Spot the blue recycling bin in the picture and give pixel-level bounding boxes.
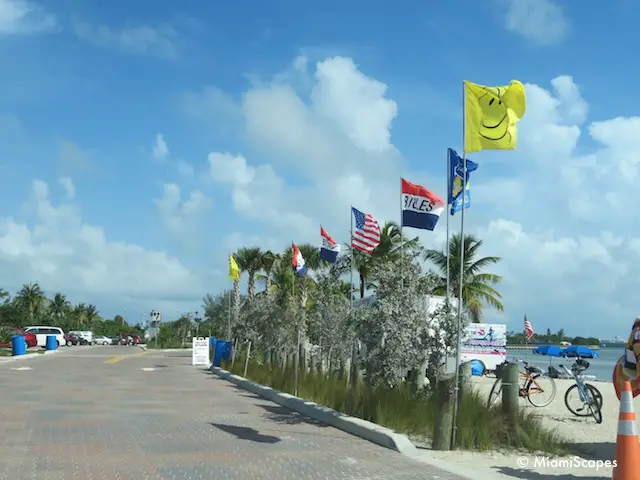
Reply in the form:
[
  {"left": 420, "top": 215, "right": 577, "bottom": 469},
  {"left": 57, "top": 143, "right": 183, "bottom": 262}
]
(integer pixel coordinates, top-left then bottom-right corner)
[
  {"left": 11, "top": 335, "right": 26, "bottom": 356},
  {"left": 213, "top": 340, "right": 232, "bottom": 367},
  {"left": 45, "top": 335, "right": 57, "bottom": 351}
]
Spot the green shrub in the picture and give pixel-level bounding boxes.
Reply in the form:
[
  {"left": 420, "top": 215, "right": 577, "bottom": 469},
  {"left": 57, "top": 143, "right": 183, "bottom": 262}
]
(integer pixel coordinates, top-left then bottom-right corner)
[{"left": 221, "top": 355, "right": 567, "bottom": 455}]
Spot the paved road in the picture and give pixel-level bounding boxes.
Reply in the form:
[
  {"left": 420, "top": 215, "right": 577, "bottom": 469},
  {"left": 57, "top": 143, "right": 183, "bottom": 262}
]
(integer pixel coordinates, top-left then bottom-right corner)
[{"left": 0, "top": 347, "right": 465, "bottom": 480}]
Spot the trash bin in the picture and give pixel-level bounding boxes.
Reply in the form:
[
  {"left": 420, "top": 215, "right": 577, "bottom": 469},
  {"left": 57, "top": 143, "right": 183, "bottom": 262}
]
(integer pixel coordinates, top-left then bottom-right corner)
[
  {"left": 46, "top": 335, "right": 57, "bottom": 351},
  {"left": 11, "top": 335, "right": 26, "bottom": 356},
  {"left": 213, "top": 340, "right": 231, "bottom": 367}
]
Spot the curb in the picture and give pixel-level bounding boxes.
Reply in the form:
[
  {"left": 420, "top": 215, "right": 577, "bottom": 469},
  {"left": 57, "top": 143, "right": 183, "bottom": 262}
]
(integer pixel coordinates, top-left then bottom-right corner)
[
  {"left": 211, "top": 366, "right": 419, "bottom": 457},
  {"left": 0, "top": 348, "right": 60, "bottom": 364}
]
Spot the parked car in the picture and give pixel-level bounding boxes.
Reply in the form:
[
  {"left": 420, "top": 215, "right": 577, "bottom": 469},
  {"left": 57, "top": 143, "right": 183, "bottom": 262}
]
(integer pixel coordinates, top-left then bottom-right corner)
[
  {"left": 119, "top": 333, "right": 142, "bottom": 345},
  {"left": 69, "top": 330, "right": 93, "bottom": 344},
  {"left": 23, "top": 326, "right": 65, "bottom": 348},
  {"left": 93, "top": 335, "right": 112, "bottom": 345},
  {"left": 0, "top": 328, "right": 38, "bottom": 348}
]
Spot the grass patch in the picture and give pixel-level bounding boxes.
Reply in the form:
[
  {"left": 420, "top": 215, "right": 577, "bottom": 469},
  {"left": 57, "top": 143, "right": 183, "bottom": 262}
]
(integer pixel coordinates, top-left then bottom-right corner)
[{"left": 221, "top": 355, "right": 567, "bottom": 455}]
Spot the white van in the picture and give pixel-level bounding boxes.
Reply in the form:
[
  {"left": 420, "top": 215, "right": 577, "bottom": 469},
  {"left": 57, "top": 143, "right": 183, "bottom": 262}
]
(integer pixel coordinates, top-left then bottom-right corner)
[{"left": 24, "top": 326, "right": 65, "bottom": 348}]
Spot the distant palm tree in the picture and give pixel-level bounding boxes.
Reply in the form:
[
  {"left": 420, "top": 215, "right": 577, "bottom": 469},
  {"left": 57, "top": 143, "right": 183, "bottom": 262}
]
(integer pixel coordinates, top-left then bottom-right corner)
[
  {"left": 16, "top": 283, "right": 46, "bottom": 323},
  {"left": 84, "top": 304, "right": 99, "bottom": 324},
  {"left": 257, "top": 250, "right": 279, "bottom": 295},
  {"left": 235, "top": 247, "right": 263, "bottom": 300},
  {"left": 50, "top": 293, "right": 70, "bottom": 322},
  {"left": 424, "top": 233, "right": 503, "bottom": 323},
  {"left": 73, "top": 303, "right": 87, "bottom": 326},
  {"left": 349, "top": 221, "right": 419, "bottom": 298}
]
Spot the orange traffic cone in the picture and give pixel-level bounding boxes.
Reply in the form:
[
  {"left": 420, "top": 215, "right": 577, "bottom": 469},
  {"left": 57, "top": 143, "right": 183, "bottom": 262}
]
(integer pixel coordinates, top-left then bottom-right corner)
[{"left": 612, "top": 380, "right": 640, "bottom": 480}]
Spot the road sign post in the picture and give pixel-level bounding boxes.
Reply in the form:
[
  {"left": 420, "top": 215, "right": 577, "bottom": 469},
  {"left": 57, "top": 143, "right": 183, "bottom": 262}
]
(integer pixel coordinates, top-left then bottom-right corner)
[{"left": 150, "top": 311, "right": 162, "bottom": 348}]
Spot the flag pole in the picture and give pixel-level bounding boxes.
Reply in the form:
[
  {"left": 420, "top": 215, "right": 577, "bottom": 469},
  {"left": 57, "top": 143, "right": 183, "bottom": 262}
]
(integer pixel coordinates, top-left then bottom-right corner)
[
  {"left": 227, "top": 287, "right": 232, "bottom": 340},
  {"left": 293, "top": 243, "right": 300, "bottom": 397},
  {"left": 451, "top": 81, "right": 467, "bottom": 448},
  {"left": 346, "top": 206, "right": 356, "bottom": 413},
  {"left": 446, "top": 150, "right": 451, "bottom": 301},
  {"left": 400, "top": 178, "right": 404, "bottom": 289}
]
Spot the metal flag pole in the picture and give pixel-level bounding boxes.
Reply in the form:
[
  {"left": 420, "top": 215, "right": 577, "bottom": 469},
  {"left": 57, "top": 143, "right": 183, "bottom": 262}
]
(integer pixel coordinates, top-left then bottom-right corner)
[
  {"left": 346, "top": 206, "right": 356, "bottom": 413},
  {"left": 400, "top": 178, "right": 404, "bottom": 288},
  {"left": 451, "top": 81, "right": 468, "bottom": 448},
  {"left": 293, "top": 245, "right": 300, "bottom": 397},
  {"left": 446, "top": 149, "right": 451, "bottom": 301}
]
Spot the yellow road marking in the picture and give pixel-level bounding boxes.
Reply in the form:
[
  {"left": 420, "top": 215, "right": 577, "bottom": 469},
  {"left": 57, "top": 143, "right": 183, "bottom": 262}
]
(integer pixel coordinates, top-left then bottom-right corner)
[{"left": 104, "top": 351, "right": 148, "bottom": 364}]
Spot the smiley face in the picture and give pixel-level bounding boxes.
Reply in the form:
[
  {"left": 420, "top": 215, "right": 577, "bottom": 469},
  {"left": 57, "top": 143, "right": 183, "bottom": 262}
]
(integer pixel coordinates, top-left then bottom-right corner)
[
  {"left": 467, "top": 80, "right": 527, "bottom": 151},
  {"left": 478, "top": 86, "right": 511, "bottom": 142}
]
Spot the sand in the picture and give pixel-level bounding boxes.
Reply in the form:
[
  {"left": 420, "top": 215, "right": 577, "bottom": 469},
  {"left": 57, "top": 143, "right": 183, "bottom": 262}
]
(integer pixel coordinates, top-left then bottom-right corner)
[{"left": 414, "top": 375, "right": 634, "bottom": 479}]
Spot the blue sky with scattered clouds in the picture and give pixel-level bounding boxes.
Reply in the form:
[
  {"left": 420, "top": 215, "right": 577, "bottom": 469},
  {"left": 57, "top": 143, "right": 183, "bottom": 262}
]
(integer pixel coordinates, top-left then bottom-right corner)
[{"left": 1, "top": 0, "right": 638, "bottom": 337}]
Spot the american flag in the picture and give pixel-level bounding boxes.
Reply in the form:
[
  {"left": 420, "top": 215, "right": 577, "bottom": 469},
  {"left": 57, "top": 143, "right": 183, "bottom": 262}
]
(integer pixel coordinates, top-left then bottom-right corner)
[
  {"left": 351, "top": 207, "right": 380, "bottom": 254},
  {"left": 524, "top": 315, "right": 534, "bottom": 342}
]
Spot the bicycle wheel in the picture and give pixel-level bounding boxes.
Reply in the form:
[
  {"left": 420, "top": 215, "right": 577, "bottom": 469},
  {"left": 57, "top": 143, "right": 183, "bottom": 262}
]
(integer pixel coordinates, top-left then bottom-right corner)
[
  {"left": 525, "top": 374, "right": 556, "bottom": 407},
  {"left": 565, "top": 384, "right": 604, "bottom": 417},
  {"left": 487, "top": 377, "right": 503, "bottom": 408},
  {"left": 585, "top": 386, "right": 603, "bottom": 424}
]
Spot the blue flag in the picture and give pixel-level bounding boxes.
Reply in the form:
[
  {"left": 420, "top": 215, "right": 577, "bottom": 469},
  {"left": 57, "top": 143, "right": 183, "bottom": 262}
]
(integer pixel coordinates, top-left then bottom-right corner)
[{"left": 448, "top": 148, "right": 478, "bottom": 215}]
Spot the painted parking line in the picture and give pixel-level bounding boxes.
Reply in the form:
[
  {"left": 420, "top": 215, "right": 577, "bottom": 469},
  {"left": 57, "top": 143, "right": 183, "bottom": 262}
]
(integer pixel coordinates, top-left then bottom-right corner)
[{"left": 104, "top": 351, "right": 148, "bottom": 364}]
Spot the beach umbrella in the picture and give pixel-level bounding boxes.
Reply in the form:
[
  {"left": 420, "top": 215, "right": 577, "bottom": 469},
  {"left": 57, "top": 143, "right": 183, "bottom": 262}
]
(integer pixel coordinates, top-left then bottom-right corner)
[
  {"left": 561, "top": 345, "right": 600, "bottom": 359},
  {"left": 533, "top": 345, "right": 564, "bottom": 357}
]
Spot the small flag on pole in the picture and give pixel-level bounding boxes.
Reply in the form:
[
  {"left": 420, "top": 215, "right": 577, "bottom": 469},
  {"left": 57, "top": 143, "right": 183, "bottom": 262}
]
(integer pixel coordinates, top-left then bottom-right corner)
[
  {"left": 291, "top": 242, "right": 307, "bottom": 276},
  {"left": 401, "top": 178, "right": 444, "bottom": 231},
  {"left": 351, "top": 207, "right": 380, "bottom": 254},
  {"left": 448, "top": 148, "right": 478, "bottom": 216},
  {"left": 228, "top": 254, "right": 240, "bottom": 281},
  {"left": 464, "top": 80, "right": 527, "bottom": 154},
  {"left": 319, "top": 226, "right": 340, "bottom": 263},
  {"left": 524, "top": 315, "right": 535, "bottom": 343}
]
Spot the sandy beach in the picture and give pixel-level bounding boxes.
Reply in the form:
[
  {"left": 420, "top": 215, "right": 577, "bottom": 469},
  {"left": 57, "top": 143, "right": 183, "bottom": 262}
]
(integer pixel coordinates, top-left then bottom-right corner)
[{"left": 417, "top": 375, "right": 633, "bottom": 479}]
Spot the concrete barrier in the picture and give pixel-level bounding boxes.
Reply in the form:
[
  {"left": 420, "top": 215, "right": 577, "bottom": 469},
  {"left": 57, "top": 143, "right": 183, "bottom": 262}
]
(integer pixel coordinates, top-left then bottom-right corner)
[{"left": 212, "top": 367, "right": 418, "bottom": 456}]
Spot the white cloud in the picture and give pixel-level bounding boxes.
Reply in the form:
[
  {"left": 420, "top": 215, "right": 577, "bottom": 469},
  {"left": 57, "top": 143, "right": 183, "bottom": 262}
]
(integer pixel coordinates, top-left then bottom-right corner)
[
  {"left": 187, "top": 55, "right": 640, "bottom": 336},
  {"left": 152, "top": 133, "right": 169, "bottom": 160},
  {"left": 0, "top": 179, "right": 205, "bottom": 302},
  {"left": 503, "top": 0, "right": 569, "bottom": 46},
  {"left": 0, "top": 0, "right": 55, "bottom": 35},
  {"left": 72, "top": 21, "right": 179, "bottom": 58},
  {"left": 154, "top": 183, "right": 212, "bottom": 236},
  {"left": 59, "top": 177, "right": 75, "bottom": 199}
]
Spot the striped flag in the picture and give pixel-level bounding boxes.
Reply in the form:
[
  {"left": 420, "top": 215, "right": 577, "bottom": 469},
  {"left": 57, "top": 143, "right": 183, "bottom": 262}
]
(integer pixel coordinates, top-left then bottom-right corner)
[
  {"left": 351, "top": 207, "right": 380, "bottom": 254},
  {"left": 524, "top": 315, "right": 534, "bottom": 342}
]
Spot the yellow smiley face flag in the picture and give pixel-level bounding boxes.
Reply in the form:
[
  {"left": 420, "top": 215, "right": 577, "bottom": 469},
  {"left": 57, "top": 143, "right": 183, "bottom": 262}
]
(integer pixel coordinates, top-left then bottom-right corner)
[
  {"left": 464, "top": 80, "right": 526, "bottom": 154},
  {"left": 228, "top": 254, "right": 240, "bottom": 281}
]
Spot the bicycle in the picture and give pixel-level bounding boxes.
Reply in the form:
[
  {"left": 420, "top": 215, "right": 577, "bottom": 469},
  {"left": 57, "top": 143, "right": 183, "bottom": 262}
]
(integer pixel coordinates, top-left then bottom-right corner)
[
  {"left": 487, "top": 358, "right": 556, "bottom": 408},
  {"left": 560, "top": 357, "right": 603, "bottom": 424}
]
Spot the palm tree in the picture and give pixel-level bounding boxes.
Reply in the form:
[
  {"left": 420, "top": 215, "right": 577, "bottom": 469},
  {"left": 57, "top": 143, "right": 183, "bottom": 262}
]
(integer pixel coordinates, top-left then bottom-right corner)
[
  {"left": 73, "top": 303, "right": 87, "bottom": 326},
  {"left": 424, "top": 233, "right": 503, "bottom": 323},
  {"left": 258, "top": 250, "right": 279, "bottom": 295},
  {"left": 84, "top": 304, "right": 99, "bottom": 324},
  {"left": 235, "top": 247, "right": 263, "bottom": 300},
  {"left": 348, "top": 221, "right": 417, "bottom": 298},
  {"left": 50, "top": 293, "right": 70, "bottom": 322},
  {"left": 16, "top": 282, "right": 46, "bottom": 323}
]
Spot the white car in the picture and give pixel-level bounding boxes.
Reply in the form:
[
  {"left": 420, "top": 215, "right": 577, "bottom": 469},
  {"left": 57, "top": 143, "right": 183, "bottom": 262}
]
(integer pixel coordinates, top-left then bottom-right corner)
[
  {"left": 93, "top": 335, "right": 113, "bottom": 345},
  {"left": 23, "top": 326, "right": 65, "bottom": 348}
]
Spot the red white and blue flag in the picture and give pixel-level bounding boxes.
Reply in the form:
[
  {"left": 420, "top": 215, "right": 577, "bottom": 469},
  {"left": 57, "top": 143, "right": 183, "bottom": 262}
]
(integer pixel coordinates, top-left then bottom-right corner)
[
  {"left": 524, "top": 315, "right": 534, "bottom": 342},
  {"left": 351, "top": 207, "right": 380, "bottom": 254},
  {"left": 401, "top": 178, "right": 445, "bottom": 231},
  {"left": 291, "top": 242, "right": 307, "bottom": 276},
  {"left": 319, "top": 226, "right": 340, "bottom": 263}
]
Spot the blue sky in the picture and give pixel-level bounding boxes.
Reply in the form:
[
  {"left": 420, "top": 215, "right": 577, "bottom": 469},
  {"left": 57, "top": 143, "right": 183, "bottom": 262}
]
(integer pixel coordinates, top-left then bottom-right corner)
[{"left": 1, "top": 0, "right": 638, "bottom": 338}]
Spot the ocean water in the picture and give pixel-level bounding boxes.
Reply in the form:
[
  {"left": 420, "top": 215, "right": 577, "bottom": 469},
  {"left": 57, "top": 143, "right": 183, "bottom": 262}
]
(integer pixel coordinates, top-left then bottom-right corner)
[{"left": 507, "top": 347, "right": 623, "bottom": 382}]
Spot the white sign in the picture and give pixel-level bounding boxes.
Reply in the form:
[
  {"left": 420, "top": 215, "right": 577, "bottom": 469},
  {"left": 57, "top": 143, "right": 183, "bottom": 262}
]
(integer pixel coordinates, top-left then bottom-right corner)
[{"left": 192, "top": 337, "right": 210, "bottom": 366}]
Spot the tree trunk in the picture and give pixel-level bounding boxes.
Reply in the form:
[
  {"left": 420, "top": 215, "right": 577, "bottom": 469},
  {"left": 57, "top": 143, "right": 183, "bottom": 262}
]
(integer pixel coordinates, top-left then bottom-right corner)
[
  {"left": 359, "top": 271, "right": 365, "bottom": 298},
  {"left": 232, "top": 279, "right": 241, "bottom": 328},
  {"left": 247, "top": 273, "right": 256, "bottom": 300}
]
